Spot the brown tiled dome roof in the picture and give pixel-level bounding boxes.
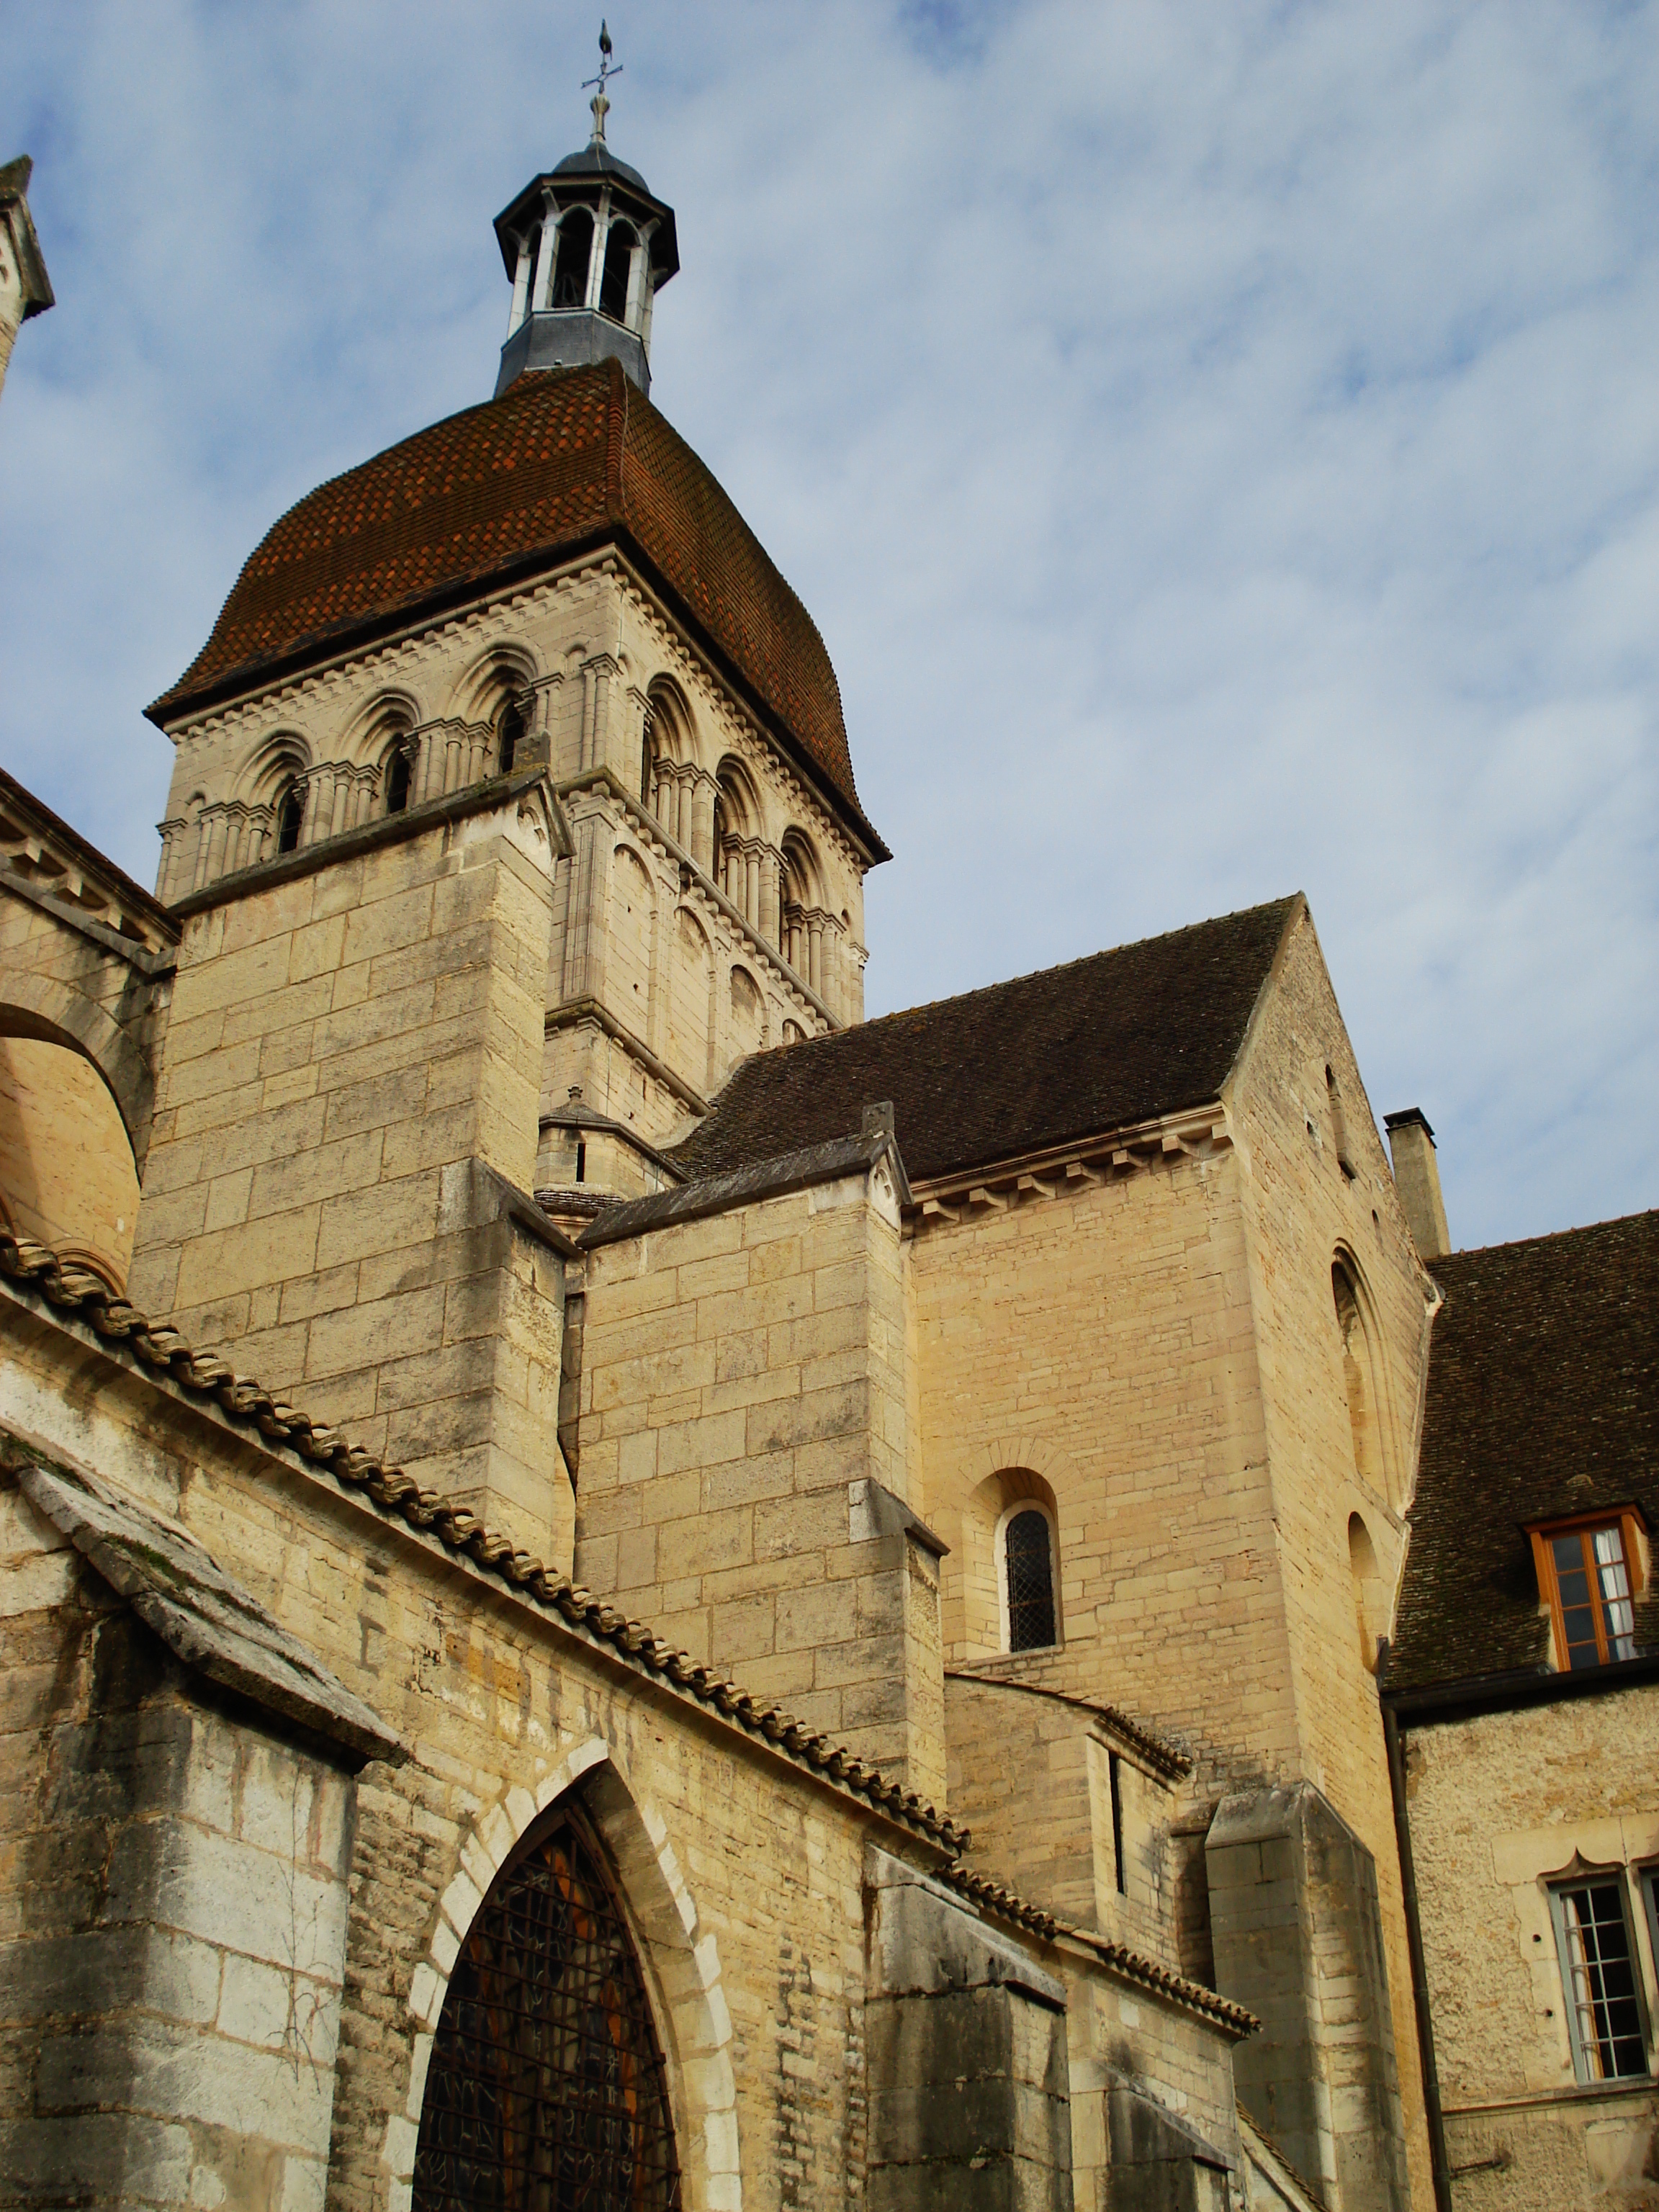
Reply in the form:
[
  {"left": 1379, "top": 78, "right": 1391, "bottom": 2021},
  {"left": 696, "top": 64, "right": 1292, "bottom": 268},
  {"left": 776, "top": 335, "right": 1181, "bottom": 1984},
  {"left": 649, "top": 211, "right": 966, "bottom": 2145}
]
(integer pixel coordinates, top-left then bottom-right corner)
[{"left": 148, "top": 359, "right": 878, "bottom": 845}]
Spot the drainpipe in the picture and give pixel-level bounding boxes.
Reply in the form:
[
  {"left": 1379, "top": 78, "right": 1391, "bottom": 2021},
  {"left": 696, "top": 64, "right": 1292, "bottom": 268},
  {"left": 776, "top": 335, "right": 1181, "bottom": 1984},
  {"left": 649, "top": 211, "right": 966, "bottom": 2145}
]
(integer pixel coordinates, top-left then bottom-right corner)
[{"left": 1377, "top": 1642, "right": 1454, "bottom": 2212}]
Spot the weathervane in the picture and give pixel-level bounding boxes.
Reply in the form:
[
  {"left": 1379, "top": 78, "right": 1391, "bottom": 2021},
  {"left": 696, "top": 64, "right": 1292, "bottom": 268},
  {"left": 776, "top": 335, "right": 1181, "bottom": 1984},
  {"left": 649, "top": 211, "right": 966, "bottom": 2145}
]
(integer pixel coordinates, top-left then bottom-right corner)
[{"left": 583, "top": 21, "right": 621, "bottom": 145}]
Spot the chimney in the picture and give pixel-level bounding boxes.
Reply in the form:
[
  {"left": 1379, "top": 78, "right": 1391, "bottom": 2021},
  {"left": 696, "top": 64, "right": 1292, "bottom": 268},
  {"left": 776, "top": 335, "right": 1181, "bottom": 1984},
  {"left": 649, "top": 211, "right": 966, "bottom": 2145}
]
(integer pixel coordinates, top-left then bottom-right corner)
[{"left": 1384, "top": 1108, "right": 1451, "bottom": 1262}]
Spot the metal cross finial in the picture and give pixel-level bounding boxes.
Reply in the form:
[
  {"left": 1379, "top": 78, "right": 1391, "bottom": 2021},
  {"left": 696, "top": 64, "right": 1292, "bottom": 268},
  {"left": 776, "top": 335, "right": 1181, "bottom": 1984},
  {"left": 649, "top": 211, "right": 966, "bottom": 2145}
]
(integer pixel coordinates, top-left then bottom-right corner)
[{"left": 583, "top": 21, "right": 622, "bottom": 144}]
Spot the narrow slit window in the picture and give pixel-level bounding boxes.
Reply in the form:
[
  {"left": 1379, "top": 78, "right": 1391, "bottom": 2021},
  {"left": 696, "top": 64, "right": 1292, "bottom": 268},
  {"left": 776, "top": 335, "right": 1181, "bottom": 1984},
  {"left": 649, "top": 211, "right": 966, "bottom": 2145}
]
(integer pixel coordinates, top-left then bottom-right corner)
[
  {"left": 1109, "top": 1750, "right": 1127, "bottom": 1896},
  {"left": 1549, "top": 1879, "right": 1649, "bottom": 2082},
  {"left": 386, "top": 748, "right": 411, "bottom": 814},
  {"left": 1004, "top": 1509, "right": 1056, "bottom": 1653},
  {"left": 276, "top": 783, "right": 304, "bottom": 853}
]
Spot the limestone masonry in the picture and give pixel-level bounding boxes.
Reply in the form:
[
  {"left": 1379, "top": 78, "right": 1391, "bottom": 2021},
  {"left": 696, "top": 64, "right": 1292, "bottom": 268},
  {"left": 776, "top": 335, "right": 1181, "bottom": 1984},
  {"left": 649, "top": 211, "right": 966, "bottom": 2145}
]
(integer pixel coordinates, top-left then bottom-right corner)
[{"left": 1, "top": 89, "right": 1655, "bottom": 2212}]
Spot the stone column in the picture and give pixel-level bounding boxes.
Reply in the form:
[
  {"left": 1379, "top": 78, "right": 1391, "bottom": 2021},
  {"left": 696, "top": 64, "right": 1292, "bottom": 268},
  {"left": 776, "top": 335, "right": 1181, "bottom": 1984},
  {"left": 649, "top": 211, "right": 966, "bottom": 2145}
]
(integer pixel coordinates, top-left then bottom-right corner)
[
  {"left": 154, "top": 817, "right": 186, "bottom": 903},
  {"left": 530, "top": 209, "right": 557, "bottom": 313},
  {"left": 508, "top": 232, "right": 534, "bottom": 334},
  {"left": 759, "top": 848, "right": 781, "bottom": 948},
  {"left": 690, "top": 773, "right": 715, "bottom": 872}
]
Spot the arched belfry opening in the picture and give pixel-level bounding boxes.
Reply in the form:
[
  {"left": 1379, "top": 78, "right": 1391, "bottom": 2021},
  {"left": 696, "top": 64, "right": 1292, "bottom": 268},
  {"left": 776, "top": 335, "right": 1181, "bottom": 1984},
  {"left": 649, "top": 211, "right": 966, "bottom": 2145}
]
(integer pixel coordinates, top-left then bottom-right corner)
[{"left": 413, "top": 1801, "right": 683, "bottom": 2211}]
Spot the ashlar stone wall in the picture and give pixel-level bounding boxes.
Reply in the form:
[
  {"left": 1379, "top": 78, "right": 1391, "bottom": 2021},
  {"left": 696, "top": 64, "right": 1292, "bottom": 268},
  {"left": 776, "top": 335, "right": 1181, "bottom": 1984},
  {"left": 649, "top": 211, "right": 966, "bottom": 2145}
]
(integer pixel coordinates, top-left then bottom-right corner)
[
  {"left": 573, "top": 1157, "right": 943, "bottom": 1801},
  {"left": 944, "top": 1673, "right": 1192, "bottom": 1972},
  {"left": 0, "top": 1473, "right": 358, "bottom": 2212},
  {"left": 126, "top": 778, "right": 571, "bottom": 1563},
  {"left": 1225, "top": 904, "right": 1438, "bottom": 2208},
  {"left": 1403, "top": 1689, "right": 1659, "bottom": 2210},
  {"left": 907, "top": 1139, "right": 1297, "bottom": 1794},
  {"left": 0, "top": 1280, "right": 1217, "bottom": 2212}
]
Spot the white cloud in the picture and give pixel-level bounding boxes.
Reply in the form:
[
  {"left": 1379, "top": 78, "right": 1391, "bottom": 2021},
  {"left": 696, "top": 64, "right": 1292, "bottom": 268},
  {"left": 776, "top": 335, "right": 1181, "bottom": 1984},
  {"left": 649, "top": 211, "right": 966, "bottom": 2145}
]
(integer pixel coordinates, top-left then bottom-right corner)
[{"left": 1, "top": 0, "right": 1653, "bottom": 1247}]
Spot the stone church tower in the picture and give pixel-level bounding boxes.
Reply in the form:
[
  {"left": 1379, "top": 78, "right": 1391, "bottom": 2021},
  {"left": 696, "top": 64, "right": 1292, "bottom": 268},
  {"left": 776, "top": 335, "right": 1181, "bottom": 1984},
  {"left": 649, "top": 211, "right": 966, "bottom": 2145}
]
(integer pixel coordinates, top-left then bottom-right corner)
[{"left": 24, "top": 63, "right": 1629, "bottom": 2212}]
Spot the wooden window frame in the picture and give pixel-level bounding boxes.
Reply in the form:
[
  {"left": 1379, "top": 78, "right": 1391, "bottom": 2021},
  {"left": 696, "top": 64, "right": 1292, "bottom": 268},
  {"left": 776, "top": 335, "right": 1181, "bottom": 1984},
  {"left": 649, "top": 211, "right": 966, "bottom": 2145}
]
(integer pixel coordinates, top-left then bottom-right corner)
[
  {"left": 1547, "top": 1871, "right": 1653, "bottom": 2084},
  {"left": 1528, "top": 1508, "right": 1647, "bottom": 1673}
]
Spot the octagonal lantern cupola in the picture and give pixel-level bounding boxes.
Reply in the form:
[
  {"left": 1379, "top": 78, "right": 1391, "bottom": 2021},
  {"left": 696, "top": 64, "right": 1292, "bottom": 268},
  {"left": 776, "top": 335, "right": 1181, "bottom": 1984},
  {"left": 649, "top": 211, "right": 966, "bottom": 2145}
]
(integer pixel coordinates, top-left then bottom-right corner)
[{"left": 493, "top": 28, "right": 678, "bottom": 399}]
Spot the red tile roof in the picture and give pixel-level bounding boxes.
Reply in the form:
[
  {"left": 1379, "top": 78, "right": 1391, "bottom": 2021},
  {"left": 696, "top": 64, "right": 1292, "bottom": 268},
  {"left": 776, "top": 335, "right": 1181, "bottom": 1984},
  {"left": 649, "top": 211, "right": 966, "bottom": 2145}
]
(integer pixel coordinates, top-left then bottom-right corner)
[{"left": 148, "top": 361, "right": 880, "bottom": 848}]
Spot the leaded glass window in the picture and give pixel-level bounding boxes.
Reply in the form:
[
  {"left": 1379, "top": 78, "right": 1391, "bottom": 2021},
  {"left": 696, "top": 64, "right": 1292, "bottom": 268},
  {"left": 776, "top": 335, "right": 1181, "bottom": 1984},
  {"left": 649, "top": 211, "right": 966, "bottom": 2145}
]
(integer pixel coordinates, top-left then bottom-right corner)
[
  {"left": 1549, "top": 1878, "right": 1649, "bottom": 2082},
  {"left": 1004, "top": 1508, "right": 1056, "bottom": 1653},
  {"left": 413, "top": 1807, "right": 683, "bottom": 2212}
]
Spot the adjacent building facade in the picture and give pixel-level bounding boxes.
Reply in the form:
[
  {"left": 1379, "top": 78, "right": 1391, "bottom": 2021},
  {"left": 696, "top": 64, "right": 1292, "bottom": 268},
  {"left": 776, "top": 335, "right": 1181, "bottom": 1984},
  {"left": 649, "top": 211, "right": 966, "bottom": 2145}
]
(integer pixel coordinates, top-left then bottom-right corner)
[{"left": 1, "top": 97, "right": 1653, "bottom": 2212}]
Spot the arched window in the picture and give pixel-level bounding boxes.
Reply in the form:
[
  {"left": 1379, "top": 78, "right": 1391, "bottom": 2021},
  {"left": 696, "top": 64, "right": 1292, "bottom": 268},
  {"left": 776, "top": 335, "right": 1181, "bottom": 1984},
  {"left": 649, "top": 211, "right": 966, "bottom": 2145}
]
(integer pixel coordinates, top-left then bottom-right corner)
[
  {"left": 386, "top": 746, "right": 411, "bottom": 815},
  {"left": 600, "top": 222, "right": 636, "bottom": 323},
  {"left": 1002, "top": 1506, "right": 1058, "bottom": 1653},
  {"left": 497, "top": 695, "right": 526, "bottom": 775},
  {"left": 276, "top": 781, "right": 304, "bottom": 854},
  {"left": 552, "top": 210, "right": 595, "bottom": 310},
  {"left": 413, "top": 1804, "right": 682, "bottom": 2211}
]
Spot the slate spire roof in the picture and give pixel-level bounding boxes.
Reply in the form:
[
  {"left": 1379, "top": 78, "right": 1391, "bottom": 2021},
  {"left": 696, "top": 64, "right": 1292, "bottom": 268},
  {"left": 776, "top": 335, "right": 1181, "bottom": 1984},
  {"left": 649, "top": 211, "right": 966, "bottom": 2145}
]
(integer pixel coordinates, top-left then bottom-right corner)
[
  {"left": 1388, "top": 1209, "right": 1659, "bottom": 1694},
  {"left": 147, "top": 359, "right": 881, "bottom": 854},
  {"left": 670, "top": 896, "right": 1300, "bottom": 1188}
]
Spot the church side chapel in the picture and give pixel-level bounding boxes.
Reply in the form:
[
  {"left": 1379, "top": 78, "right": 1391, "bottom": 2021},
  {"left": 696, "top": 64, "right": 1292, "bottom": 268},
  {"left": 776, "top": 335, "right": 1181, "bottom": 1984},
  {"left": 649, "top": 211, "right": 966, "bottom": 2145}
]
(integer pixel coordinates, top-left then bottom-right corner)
[{"left": 1, "top": 40, "right": 1655, "bottom": 2212}]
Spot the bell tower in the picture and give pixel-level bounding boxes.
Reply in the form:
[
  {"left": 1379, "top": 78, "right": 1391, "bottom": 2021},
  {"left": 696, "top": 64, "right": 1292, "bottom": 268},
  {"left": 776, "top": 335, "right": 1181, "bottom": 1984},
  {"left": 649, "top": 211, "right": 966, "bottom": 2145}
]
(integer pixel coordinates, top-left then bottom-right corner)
[{"left": 493, "top": 24, "right": 679, "bottom": 397}]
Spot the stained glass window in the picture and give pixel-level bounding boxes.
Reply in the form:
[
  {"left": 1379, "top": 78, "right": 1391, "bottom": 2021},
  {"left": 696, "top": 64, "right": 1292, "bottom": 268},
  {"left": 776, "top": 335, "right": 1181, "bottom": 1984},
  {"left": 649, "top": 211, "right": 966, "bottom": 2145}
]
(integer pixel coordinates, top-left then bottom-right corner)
[
  {"left": 1005, "top": 1508, "right": 1057, "bottom": 1653},
  {"left": 413, "top": 1807, "right": 683, "bottom": 2212}
]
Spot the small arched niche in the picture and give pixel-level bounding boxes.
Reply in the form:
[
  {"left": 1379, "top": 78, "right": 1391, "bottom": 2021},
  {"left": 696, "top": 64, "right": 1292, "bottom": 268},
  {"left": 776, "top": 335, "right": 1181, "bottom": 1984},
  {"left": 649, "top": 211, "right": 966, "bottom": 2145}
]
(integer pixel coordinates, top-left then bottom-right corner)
[
  {"left": 1332, "top": 1253, "right": 1393, "bottom": 1506},
  {"left": 1348, "top": 1511, "right": 1388, "bottom": 1673},
  {"left": 642, "top": 680, "right": 693, "bottom": 839}
]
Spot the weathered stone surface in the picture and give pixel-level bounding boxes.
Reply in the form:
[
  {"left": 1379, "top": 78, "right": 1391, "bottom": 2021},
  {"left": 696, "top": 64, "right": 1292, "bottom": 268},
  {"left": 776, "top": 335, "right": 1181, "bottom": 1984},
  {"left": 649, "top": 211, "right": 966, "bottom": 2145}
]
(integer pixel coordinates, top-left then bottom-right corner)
[
  {"left": 1207, "top": 1782, "right": 1408, "bottom": 2212},
  {"left": 16, "top": 1452, "right": 402, "bottom": 1768},
  {"left": 864, "top": 1849, "right": 1074, "bottom": 2212}
]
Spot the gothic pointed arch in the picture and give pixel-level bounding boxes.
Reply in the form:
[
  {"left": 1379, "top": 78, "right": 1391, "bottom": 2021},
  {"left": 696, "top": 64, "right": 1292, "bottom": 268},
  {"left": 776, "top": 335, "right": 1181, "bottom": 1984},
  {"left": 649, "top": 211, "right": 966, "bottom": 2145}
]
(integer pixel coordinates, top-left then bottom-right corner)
[{"left": 413, "top": 1797, "right": 683, "bottom": 2211}]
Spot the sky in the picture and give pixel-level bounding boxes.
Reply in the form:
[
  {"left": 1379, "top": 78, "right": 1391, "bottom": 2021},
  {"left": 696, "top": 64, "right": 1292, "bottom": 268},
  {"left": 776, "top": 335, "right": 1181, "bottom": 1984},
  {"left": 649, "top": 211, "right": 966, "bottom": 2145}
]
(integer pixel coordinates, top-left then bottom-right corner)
[{"left": 1, "top": 0, "right": 1655, "bottom": 1251}]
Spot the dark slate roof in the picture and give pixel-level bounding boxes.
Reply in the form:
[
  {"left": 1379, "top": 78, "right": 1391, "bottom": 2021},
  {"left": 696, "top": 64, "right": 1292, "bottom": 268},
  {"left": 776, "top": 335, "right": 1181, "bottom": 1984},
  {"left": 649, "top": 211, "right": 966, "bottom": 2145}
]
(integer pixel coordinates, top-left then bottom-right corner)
[
  {"left": 1389, "top": 1210, "right": 1659, "bottom": 1695},
  {"left": 669, "top": 896, "right": 1299, "bottom": 1188},
  {"left": 147, "top": 360, "right": 879, "bottom": 850}
]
